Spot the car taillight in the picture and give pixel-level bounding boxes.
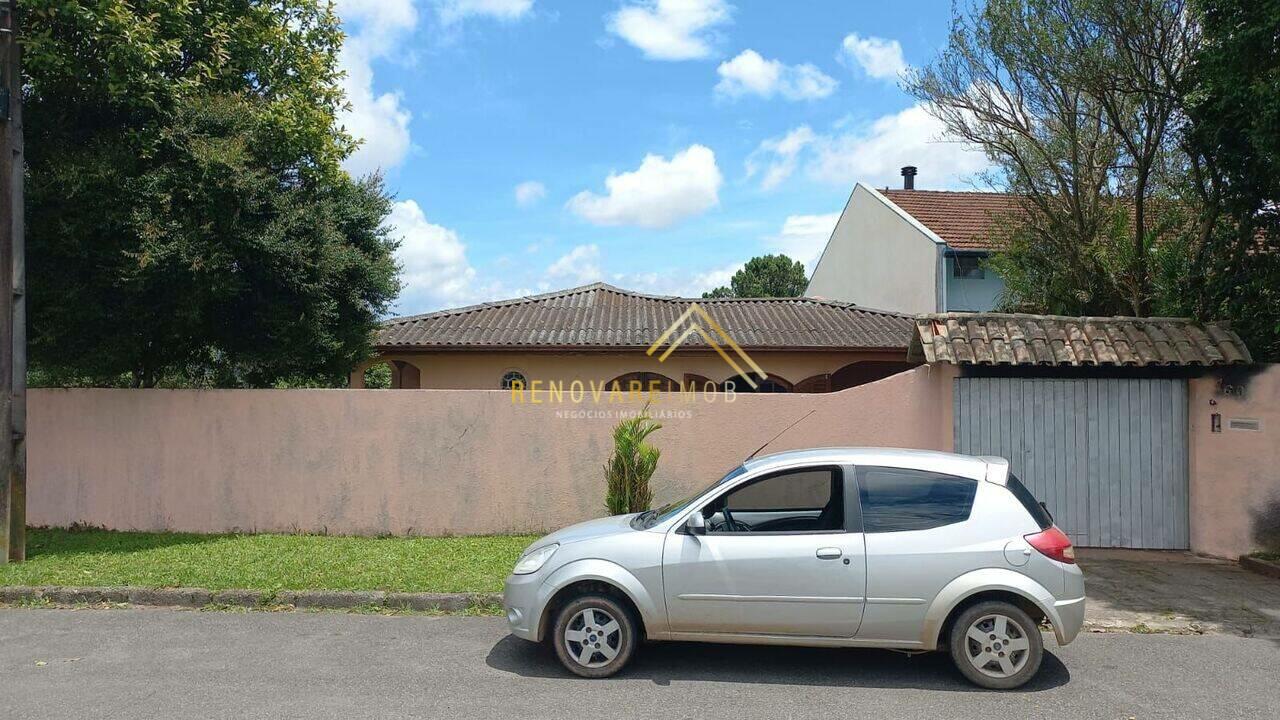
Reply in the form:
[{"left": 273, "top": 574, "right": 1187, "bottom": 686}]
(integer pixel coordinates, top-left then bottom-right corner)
[{"left": 1025, "top": 526, "right": 1076, "bottom": 564}]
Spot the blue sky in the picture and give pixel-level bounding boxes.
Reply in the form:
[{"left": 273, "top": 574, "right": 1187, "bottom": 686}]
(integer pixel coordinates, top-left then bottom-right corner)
[{"left": 333, "top": 0, "right": 988, "bottom": 315}]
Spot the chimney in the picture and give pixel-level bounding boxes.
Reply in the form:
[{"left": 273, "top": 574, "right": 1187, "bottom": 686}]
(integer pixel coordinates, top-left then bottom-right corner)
[{"left": 901, "top": 165, "right": 917, "bottom": 190}]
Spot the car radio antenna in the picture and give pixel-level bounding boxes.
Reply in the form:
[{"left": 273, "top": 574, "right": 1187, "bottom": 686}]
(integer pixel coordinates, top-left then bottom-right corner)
[{"left": 745, "top": 409, "right": 817, "bottom": 461}]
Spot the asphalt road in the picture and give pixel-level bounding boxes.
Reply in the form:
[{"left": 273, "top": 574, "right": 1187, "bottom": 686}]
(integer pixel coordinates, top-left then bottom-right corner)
[{"left": 2, "top": 608, "right": 1277, "bottom": 719}]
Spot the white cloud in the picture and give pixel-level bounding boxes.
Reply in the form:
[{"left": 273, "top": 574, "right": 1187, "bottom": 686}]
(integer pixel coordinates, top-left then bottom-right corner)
[
  {"left": 839, "top": 33, "right": 908, "bottom": 82},
  {"left": 339, "top": 0, "right": 418, "bottom": 34},
  {"left": 688, "top": 263, "right": 738, "bottom": 295},
  {"left": 745, "top": 125, "right": 816, "bottom": 190},
  {"left": 437, "top": 0, "right": 534, "bottom": 24},
  {"left": 567, "top": 144, "right": 723, "bottom": 228},
  {"left": 388, "top": 200, "right": 478, "bottom": 310},
  {"left": 335, "top": 0, "right": 418, "bottom": 176},
  {"left": 748, "top": 105, "right": 989, "bottom": 190},
  {"left": 546, "top": 244, "right": 604, "bottom": 286},
  {"left": 808, "top": 104, "right": 989, "bottom": 186},
  {"left": 767, "top": 213, "right": 840, "bottom": 274},
  {"left": 715, "top": 50, "right": 837, "bottom": 101},
  {"left": 540, "top": 241, "right": 741, "bottom": 298},
  {"left": 606, "top": 262, "right": 739, "bottom": 297},
  {"left": 514, "top": 180, "right": 547, "bottom": 207},
  {"left": 608, "top": 0, "right": 731, "bottom": 61}
]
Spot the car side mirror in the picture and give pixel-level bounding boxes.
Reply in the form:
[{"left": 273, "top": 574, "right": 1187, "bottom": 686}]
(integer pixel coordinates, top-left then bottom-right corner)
[{"left": 684, "top": 512, "right": 706, "bottom": 536}]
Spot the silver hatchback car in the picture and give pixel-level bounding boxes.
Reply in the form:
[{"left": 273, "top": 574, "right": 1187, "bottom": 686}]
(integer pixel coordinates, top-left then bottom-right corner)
[{"left": 503, "top": 448, "right": 1085, "bottom": 689}]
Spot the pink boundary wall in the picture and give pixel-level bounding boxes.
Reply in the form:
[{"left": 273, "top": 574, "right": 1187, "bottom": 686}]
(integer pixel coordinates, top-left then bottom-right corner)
[
  {"left": 1188, "top": 364, "right": 1280, "bottom": 559},
  {"left": 27, "top": 365, "right": 958, "bottom": 537},
  {"left": 27, "top": 363, "right": 1280, "bottom": 556}
]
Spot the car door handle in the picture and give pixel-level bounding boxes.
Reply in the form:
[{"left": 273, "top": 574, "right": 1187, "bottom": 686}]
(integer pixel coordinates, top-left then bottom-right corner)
[{"left": 816, "top": 547, "right": 842, "bottom": 560}]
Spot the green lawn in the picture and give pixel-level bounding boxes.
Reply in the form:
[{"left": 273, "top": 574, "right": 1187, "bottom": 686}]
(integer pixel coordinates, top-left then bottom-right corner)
[{"left": 0, "top": 528, "right": 539, "bottom": 593}]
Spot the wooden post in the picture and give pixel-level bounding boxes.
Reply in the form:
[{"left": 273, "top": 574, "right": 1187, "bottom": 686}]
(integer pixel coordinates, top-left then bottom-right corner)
[{"left": 0, "top": 0, "right": 22, "bottom": 563}]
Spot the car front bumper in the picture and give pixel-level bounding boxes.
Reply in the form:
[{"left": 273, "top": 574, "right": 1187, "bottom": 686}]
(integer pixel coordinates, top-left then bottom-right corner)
[{"left": 503, "top": 572, "right": 544, "bottom": 642}]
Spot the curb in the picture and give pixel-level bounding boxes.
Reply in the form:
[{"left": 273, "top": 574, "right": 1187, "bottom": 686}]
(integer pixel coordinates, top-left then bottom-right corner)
[
  {"left": 1240, "top": 556, "right": 1280, "bottom": 581},
  {"left": 0, "top": 586, "right": 503, "bottom": 612}
]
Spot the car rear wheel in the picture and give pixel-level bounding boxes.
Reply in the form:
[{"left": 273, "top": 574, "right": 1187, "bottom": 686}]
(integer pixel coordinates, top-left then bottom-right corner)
[
  {"left": 551, "top": 595, "right": 637, "bottom": 678},
  {"left": 948, "top": 601, "right": 1043, "bottom": 690}
]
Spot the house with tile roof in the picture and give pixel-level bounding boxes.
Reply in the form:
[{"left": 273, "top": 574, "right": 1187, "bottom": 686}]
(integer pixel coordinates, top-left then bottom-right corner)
[
  {"left": 351, "top": 283, "right": 918, "bottom": 391},
  {"left": 806, "top": 167, "right": 1016, "bottom": 314}
]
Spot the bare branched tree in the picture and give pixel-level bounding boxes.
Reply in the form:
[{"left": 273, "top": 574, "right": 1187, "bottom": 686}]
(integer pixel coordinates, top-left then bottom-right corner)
[
  {"left": 906, "top": 0, "right": 1198, "bottom": 315},
  {"left": 1070, "top": 0, "right": 1198, "bottom": 313}
]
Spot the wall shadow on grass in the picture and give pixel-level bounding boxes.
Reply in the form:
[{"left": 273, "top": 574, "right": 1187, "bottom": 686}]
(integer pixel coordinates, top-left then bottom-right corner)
[{"left": 20, "top": 526, "right": 233, "bottom": 560}]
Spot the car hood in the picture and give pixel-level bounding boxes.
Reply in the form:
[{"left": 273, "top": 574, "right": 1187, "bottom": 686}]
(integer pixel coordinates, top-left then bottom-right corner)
[{"left": 533, "top": 513, "right": 638, "bottom": 549}]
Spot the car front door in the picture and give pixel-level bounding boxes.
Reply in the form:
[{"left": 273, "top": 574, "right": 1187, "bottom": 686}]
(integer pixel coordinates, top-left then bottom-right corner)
[{"left": 661, "top": 465, "right": 866, "bottom": 638}]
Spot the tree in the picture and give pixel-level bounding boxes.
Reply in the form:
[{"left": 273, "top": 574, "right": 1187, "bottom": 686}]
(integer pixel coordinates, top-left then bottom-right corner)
[
  {"left": 703, "top": 254, "right": 808, "bottom": 298},
  {"left": 911, "top": 0, "right": 1280, "bottom": 361},
  {"left": 23, "top": 0, "right": 400, "bottom": 387},
  {"left": 1165, "top": 0, "right": 1280, "bottom": 361},
  {"left": 907, "top": 0, "right": 1195, "bottom": 316}
]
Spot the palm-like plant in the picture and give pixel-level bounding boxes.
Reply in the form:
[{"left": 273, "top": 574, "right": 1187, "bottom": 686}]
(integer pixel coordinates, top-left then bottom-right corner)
[{"left": 603, "top": 412, "right": 662, "bottom": 515}]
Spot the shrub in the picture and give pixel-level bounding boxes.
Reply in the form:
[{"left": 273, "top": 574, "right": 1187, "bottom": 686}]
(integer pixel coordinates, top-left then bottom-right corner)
[
  {"left": 604, "top": 411, "right": 662, "bottom": 515},
  {"left": 1253, "top": 495, "right": 1280, "bottom": 554}
]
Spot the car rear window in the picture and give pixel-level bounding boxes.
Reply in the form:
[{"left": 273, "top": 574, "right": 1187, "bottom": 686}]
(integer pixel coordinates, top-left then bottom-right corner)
[
  {"left": 856, "top": 467, "right": 978, "bottom": 533},
  {"left": 1006, "top": 474, "right": 1053, "bottom": 530}
]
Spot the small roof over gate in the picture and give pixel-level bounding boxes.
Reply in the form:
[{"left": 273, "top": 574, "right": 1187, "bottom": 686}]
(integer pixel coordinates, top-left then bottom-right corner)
[{"left": 910, "top": 313, "right": 1252, "bottom": 367}]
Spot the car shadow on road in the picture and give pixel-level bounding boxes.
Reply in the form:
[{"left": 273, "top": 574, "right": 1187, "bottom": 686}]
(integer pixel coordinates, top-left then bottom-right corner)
[{"left": 485, "top": 635, "right": 1070, "bottom": 691}]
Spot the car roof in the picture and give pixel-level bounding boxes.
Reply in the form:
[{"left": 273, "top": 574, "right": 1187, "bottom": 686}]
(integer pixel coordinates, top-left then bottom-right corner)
[{"left": 742, "top": 447, "right": 1004, "bottom": 483}]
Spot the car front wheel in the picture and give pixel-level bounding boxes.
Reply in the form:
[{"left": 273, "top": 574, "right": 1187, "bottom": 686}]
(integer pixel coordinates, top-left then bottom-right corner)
[
  {"left": 551, "top": 594, "right": 637, "bottom": 678},
  {"left": 948, "top": 600, "right": 1044, "bottom": 690}
]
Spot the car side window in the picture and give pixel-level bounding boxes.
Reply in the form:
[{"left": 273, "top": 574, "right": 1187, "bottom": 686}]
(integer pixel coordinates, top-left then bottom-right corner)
[
  {"left": 856, "top": 466, "right": 977, "bottom": 533},
  {"left": 704, "top": 468, "right": 843, "bottom": 534}
]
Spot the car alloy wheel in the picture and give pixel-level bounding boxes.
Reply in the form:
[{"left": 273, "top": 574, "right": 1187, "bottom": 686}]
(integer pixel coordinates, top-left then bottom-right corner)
[
  {"left": 551, "top": 594, "right": 637, "bottom": 678},
  {"left": 948, "top": 600, "right": 1043, "bottom": 690},
  {"left": 964, "top": 613, "right": 1031, "bottom": 679},
  {"left": 563, "top": 607, "right": 622, "bottom": 668}
]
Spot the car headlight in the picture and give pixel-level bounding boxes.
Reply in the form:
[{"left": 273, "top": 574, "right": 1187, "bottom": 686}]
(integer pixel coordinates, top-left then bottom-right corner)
[{"left": 513, "top": 543, "right": 559, "bottom": 575}]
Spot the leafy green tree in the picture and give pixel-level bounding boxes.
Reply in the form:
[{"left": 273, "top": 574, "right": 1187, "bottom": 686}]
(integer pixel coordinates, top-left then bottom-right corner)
[
  {"left": 362, "top": 363, "right": 394, "bottom": 390},
  {"left": 23, "top": 0, "right": 400, "bottom": 387},
  {"left": 703, "top": 254, "right": 808, "bottom": 298},
  {"left": 1162, "top": 0, "right": 1280, "bottom": 361}
]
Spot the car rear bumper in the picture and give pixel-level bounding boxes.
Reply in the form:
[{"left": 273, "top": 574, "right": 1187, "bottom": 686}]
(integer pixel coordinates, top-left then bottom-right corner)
[
  {"left": 1050, "top": 561, "right": 1086, "bottom": 645},
  {"left": 1052, "top": 595, "right": 1085, "bottom": 645}
]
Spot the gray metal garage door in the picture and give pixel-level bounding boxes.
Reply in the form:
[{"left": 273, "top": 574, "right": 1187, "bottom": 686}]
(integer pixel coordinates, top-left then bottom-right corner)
[{"left": 954, "top": 377, "right": 1189, "bottom": 549}]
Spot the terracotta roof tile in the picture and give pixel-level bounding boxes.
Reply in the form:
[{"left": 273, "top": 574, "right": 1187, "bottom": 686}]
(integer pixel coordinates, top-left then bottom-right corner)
[
  {"left": 378, "top": 283, "right": 914, "bottom": 351},
  {"left": 881, "top": 189, "right": 1022, "bottom": 250},
  {"left": 910, "top": 312, "right": 1252, "bottom": 367}
]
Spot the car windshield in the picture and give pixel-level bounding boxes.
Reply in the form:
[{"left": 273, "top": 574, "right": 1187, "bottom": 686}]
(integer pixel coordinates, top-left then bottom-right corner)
[{"left": 631, "top": 464, "right": 748, "bottom": 529}]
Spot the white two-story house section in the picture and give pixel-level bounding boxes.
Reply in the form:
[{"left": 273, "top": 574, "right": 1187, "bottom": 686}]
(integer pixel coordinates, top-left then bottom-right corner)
[{"left": 806, "top": 167, "right": 1013, "bottom": 314}]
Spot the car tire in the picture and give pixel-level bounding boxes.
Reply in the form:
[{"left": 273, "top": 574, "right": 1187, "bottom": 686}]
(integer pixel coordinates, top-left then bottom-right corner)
[
  {"left": 948, "top": 600, "right": 1044, "bottom": 690},
  {"left": 550, "top": 594, "right": 637, "bottom": 678}
]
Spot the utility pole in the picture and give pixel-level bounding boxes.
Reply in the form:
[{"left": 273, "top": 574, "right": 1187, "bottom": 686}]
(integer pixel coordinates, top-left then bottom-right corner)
[{"left": 0, "top": 0, "right": 24, "bottom": 564}]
